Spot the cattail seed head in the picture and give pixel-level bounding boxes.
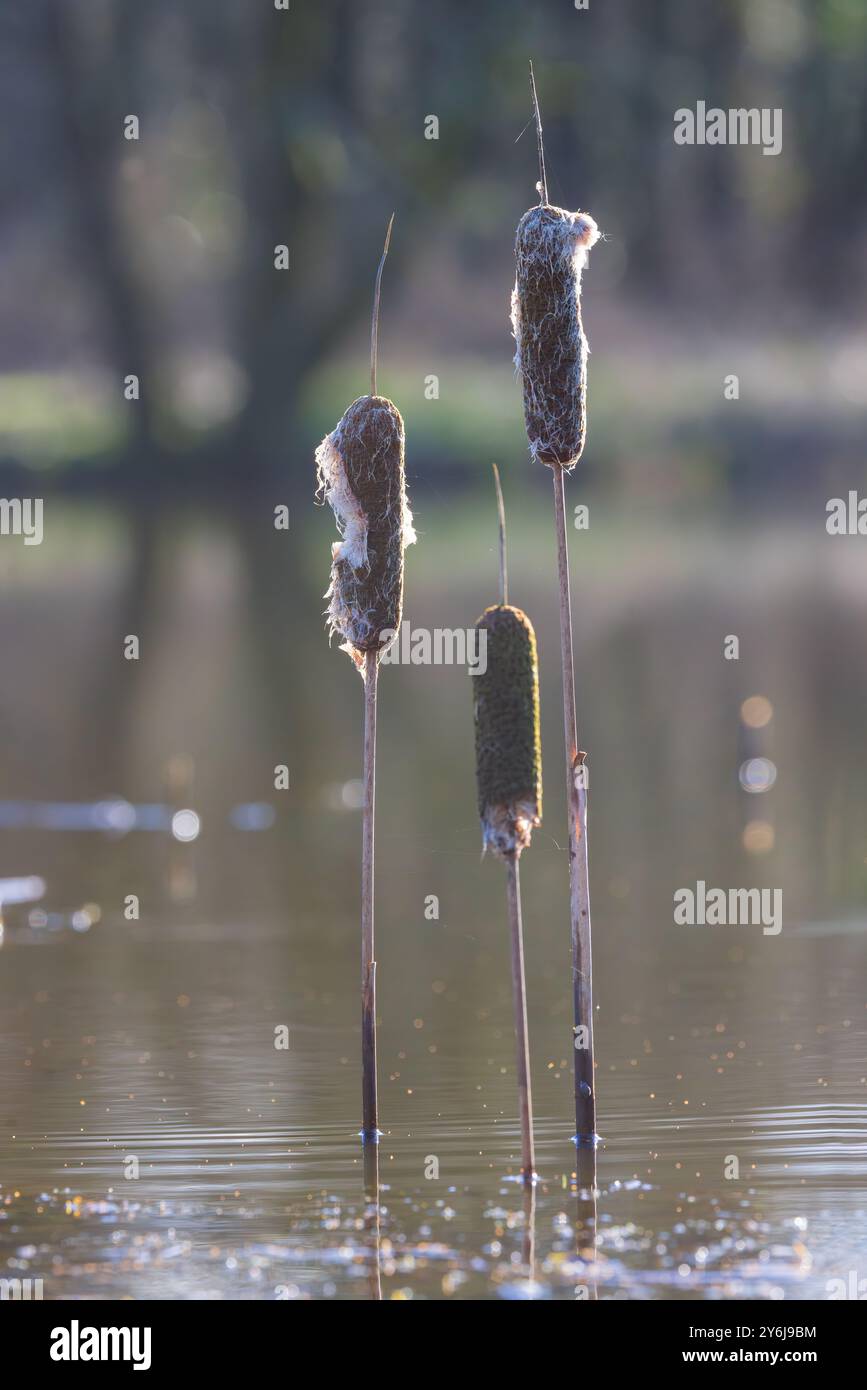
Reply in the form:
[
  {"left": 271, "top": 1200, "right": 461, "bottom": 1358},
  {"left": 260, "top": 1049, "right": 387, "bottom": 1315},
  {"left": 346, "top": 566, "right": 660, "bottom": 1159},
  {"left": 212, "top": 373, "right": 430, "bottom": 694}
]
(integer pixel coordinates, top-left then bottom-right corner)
[
  {"left": 316, "top": 393, "right": 416, "bottom": 670},
  {"left": 473, "top": 604, "right": 542, "bottom": 860},
  {"left": 511, "top": 203, "right": 599, "bottom": 469}
]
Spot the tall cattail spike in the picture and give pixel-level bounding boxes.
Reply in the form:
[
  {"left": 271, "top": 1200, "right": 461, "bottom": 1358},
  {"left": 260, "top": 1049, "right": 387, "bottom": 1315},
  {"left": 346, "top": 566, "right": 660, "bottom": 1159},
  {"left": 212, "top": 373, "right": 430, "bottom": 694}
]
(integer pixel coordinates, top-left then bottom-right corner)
[
  {"left": 473, "top": 604, "right": 542, "bottom": 860},
  {"left": 316, "top": 216, "right": 415, "bottom": 673},
  {"left": 472, "top": 479, "right": 539, "bottom": 1183},
  {"left": 514, "top": 67, "right": 600, "bottom": 469},
  {"left": 316, "top": 395, "right": 415, "bottom": 670},
  {"left": 511, "top": 204, "right": 600, "bottom": 469}
]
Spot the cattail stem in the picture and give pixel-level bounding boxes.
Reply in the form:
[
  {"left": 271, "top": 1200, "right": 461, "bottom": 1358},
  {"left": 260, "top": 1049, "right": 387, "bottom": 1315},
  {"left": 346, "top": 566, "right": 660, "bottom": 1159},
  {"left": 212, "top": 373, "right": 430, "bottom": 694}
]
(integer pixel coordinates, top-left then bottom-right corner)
[
  {"left": 552, "top": 463, "right": 596, "bottom": 1174},
  {"left": 361, "top": 647, "right": 379, "bottom": 1142},
  {"left": 505, "top": 853, "right": 535, "bottom": 1184}
]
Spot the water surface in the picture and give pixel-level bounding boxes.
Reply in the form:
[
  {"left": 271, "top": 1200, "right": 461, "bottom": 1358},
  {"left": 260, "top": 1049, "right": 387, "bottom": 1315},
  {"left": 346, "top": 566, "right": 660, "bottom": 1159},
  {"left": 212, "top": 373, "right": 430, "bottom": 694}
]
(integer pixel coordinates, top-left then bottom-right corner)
[{"left": 0, "top": 503, "right": 864, "bottom": 1299}]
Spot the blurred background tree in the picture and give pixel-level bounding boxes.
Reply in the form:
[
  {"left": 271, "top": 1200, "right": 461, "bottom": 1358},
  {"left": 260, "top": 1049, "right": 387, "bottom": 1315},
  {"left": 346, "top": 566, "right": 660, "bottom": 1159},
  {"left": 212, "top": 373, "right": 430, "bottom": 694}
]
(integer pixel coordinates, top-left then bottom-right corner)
[{"left": 0, "top": 0, "right": 864, "bottom": 501}]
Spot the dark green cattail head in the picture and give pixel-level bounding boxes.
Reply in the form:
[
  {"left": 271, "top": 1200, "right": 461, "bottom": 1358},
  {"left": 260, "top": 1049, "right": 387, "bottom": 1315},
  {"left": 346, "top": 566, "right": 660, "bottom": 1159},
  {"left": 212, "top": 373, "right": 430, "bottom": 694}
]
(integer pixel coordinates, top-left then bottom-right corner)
[
  {"left": 473, "top": 604, "right": 542, "bottom": 859},
  {"left": 511, "top": 203, "right": 599, "bottom": 469},
  {"left": 316, "top": 393, "right": 415, "bottom": 668}
]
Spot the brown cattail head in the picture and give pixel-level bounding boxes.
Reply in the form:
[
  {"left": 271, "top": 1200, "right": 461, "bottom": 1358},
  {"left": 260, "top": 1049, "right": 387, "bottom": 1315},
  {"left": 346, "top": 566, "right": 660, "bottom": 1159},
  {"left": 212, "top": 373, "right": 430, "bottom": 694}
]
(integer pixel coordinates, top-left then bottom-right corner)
[
  {"left": 473, "top": 604, "right": 542, "bottom": 860},
  {"left": 511, "top": 203, "right": 599, "bottom": 469},
  {"left": 316, "top": 393, "right": 415, "bottom": 671}
]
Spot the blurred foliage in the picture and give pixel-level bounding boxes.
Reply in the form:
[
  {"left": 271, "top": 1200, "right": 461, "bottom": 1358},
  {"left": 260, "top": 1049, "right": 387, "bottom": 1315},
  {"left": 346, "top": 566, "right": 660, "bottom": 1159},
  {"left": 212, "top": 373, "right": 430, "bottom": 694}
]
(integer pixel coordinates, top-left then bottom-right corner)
[{"left": 0, "top": 0, "right": 864, "bottom": 493}]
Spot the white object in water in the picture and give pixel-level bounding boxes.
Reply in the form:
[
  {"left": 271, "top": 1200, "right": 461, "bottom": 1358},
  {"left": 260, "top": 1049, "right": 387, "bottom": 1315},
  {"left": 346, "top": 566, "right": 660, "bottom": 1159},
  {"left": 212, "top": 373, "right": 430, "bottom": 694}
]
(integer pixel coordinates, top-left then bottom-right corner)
[{"left": 0, "top": 875, "right": 46, "bottom": 906}]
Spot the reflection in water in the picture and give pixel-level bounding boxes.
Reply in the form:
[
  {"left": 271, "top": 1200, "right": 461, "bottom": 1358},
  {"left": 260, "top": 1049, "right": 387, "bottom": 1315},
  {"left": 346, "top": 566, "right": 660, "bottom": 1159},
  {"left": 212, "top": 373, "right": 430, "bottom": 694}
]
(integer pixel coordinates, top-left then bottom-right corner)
[
  {"left": 523, "top": 1182, "right": 536, "bottom": 1285},
  {"left": 363, "top": 1143, "right": 382, "bottom": 1301},
  {"left": 0, "top": 875, "right": 46, "bottom": 904},
  {"left": 0, "top": 799, "right": 271, "bottom": 836},
  {"left": 575, "top": 1168, "right": 599, "bottom": 1302},
  {"left": 0, "top": 915, "right": 853, "bottom": 1299},
  {"left": 0, "top": 504, "right": 865, "bottom": 1297}
]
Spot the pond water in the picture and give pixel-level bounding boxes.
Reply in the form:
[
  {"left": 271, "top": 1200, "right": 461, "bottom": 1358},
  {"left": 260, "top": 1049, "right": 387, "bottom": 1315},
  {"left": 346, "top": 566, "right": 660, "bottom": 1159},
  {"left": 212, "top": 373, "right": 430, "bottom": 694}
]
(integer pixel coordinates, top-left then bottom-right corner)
[{"left": 0, "top": 500, "right": 864, "bottom": 1300}]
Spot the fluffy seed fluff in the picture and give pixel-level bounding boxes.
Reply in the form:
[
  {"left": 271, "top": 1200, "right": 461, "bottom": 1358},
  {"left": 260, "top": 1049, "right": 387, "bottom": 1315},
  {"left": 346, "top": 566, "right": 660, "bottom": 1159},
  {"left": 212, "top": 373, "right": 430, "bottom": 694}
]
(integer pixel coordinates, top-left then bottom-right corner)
[
  {"left": 316, "top": 394, "right": 416, "bottom": 671},
  {"left": 511, "top": 203, "right": 599, "bottom": 469},
  {"left": 473, "top": 604, "right": 542, "bottom": 860}
]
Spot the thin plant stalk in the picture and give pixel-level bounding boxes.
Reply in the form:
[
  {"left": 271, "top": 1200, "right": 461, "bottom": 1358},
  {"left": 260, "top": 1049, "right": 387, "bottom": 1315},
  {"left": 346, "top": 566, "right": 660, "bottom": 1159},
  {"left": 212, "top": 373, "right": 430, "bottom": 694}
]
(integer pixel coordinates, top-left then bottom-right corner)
[
  {"left": 492, "top": 461, "right": 509, "bottom": 607},
  {"left": 529, "top": 60, "right": 548, "bottom": 206},
  {"left": 552, "top": 462, "right": 596, "bottom": 1178},
  {"left": 361, "top": 647, "right": 379, "bottom": 1141},
  {"left": 505, "top": 853, "right": 535, "bottom": 1184},
  {"left": 370, "top": 214, "right": 394, "bottom": 397},
  {"left": 554, "top": 463, "right": 601, "bottom": 1248}
]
